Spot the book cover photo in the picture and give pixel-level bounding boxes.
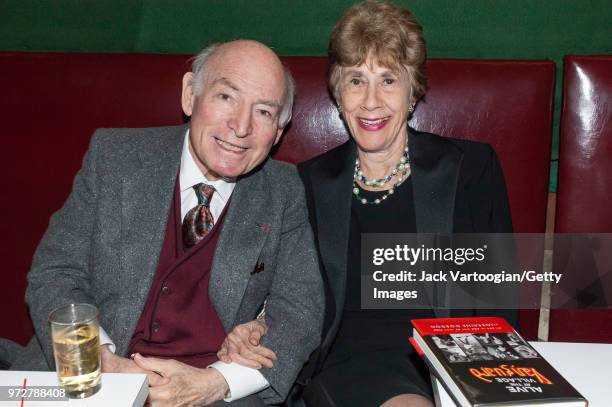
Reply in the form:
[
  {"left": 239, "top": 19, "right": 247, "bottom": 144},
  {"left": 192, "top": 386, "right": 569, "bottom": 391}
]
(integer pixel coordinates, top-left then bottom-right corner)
[{"left": 411, "top": 317, "right": 587, "bottom": 407}]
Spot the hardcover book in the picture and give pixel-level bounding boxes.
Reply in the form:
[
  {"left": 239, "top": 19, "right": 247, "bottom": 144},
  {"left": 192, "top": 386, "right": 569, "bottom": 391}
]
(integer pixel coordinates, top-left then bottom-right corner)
[{"left": 411, "top": 317, "right": 587, "bottom": 407}]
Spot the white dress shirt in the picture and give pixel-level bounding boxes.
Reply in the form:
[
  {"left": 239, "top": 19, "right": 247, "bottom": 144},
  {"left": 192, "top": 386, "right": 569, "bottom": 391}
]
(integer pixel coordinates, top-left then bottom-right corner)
[{"left": 100, "top": 130, "right": 269, "bottom": 401}]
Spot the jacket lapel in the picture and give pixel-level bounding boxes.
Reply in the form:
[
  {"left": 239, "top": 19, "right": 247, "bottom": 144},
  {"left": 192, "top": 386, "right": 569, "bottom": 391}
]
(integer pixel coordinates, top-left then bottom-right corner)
[
  {"left": 409, "top": 128, "right": 463, "bottom": 317},
  {"left": 410, "top": 128, "right": 462, "bottom": 234},
  {"left": 118, "top": 125, "right": 185, "bottom": 352},
  {"left": 209, "top": 167, "right": 271, "bottom": 332},
  {"left": 310, "top": 140, "right": 356, "bottom": 346}
]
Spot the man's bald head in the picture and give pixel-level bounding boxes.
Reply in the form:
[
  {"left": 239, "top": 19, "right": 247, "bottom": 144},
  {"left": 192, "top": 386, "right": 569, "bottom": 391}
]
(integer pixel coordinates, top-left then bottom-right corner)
[{"left": 190, "top": 40, "right": 295, "bottom": 128}]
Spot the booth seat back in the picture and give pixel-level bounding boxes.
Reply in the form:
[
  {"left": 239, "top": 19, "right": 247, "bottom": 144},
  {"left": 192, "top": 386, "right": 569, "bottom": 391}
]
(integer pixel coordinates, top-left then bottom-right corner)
[
  {"left": 0, "top": 53, "right": 554, "bottom": 345},
  {"left": 550, "top": 55, "right": 612, "bottom": 342}
]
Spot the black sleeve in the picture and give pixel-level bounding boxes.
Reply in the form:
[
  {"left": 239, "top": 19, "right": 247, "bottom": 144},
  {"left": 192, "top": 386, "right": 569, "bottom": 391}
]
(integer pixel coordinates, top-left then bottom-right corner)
[
  {"left": 473, "top": 145, "right": 519, "bottom": 328},
  {"left": 468, "top": 144, "right": 513, "bottom": 233}
]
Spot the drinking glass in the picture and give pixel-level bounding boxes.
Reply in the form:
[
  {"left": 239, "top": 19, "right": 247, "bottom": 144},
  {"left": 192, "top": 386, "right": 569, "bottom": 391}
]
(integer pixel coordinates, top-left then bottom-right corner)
[{"left": 49, "top": 303, "right": 101, "bottom": 399}]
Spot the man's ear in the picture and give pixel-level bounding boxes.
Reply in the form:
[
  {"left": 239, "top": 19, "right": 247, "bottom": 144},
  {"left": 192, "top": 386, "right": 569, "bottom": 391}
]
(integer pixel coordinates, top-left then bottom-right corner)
[
  {"left": 181, "top": 72, "right": 195, "bottom": 117},
  {"left": 273, "top": 115, "right": 290, "bottom": 146}
]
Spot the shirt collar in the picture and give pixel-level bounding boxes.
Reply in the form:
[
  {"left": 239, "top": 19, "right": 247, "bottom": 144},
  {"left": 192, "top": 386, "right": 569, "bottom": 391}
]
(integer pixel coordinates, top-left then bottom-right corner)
[{"left": 179, "top": 130, "right": 235, "bottom": 203}]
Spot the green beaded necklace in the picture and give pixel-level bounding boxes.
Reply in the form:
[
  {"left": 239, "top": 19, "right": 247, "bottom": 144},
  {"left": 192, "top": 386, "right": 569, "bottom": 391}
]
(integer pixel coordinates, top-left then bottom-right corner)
[{"left": 352, "top": 144, "right": 411, "bottom": 205}]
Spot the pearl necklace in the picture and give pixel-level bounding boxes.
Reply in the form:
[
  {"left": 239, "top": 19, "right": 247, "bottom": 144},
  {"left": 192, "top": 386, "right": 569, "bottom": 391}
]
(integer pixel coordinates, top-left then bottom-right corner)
[{"left": 353, "top": 145, "right": 410, "bottom": 205}]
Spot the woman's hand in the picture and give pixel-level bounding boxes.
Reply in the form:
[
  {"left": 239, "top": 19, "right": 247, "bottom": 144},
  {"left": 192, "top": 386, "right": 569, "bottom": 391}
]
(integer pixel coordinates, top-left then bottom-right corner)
[{"left": 217, "top": 318, "right": 277, "bottom": 369}]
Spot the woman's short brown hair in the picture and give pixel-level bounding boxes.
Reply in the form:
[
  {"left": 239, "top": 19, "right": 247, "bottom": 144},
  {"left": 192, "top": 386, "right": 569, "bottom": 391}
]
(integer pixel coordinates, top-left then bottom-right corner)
[{"left": 328, "top": 0, "right": 427, "bottom": 104}]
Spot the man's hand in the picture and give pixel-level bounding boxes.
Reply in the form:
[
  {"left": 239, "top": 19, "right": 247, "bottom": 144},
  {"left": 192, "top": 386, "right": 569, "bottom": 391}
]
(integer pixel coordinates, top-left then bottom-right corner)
[
  {"left": 133, "top": 353, "right": 228, "bottom": 407},
  {"left": 217, "top": 319, "right": 276, "bottom": 369},
  {"left": 100, "top": 345, "right": 167, "bottom": 386}
]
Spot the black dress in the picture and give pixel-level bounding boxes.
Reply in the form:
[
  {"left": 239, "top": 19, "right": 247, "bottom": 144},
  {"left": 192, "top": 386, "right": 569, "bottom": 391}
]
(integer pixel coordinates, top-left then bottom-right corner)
[{"left": 309, "top": 178, "right": 434, "bottom": 406}]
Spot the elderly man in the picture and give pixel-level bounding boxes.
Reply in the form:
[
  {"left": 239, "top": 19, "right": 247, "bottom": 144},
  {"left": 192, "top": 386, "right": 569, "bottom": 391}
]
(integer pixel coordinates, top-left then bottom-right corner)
[{"left": 13, "top": 40, "right": 324, "bottom": 406}]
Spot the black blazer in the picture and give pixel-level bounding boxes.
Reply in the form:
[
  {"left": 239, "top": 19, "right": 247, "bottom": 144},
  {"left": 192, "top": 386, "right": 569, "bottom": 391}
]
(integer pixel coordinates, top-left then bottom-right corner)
[{"left": 296, "top": 127, "right": 517, "bottom": 381}]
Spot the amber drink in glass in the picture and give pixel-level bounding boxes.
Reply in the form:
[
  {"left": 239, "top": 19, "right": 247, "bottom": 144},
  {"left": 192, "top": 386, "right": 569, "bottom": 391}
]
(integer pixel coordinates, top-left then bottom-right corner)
[{"left": 49, "top": 303, "right": 101, "bottom": 398}]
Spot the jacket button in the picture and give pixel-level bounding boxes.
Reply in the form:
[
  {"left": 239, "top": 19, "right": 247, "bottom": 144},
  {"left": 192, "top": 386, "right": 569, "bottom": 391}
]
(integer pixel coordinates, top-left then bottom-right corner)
[
  {"left": 162, "top": 286, "right": 171, "bottom": 295},
  {"left": 152, "top": 322, "right": 160, "bottom": 333}
]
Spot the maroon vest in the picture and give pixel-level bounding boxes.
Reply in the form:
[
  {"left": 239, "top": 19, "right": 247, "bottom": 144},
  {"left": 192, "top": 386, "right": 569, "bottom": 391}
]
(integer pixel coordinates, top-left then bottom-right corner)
[{"left": 128, "top": 179, "right": 228, "bottom": 368}]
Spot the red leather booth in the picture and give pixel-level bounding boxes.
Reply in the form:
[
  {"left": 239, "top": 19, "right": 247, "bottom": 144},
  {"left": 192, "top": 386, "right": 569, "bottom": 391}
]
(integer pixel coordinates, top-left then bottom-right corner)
[
  {"left": 550, "top": 55, "right": 612, "bottom": 342},
  {"left": 0, "top": 53, "right": 555, "bottom": 345}
]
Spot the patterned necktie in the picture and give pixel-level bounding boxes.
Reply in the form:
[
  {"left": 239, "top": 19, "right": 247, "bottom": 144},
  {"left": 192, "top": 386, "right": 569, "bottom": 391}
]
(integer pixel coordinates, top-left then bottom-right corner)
[{"left": 183, "top": 183, "right": 216, "bottom": 249}]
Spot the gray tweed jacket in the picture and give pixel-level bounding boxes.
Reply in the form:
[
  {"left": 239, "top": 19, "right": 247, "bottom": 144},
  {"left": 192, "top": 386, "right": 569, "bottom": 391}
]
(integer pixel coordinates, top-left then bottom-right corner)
[{"left": 14, "top": 125, "right": 324, "bottom": 405}]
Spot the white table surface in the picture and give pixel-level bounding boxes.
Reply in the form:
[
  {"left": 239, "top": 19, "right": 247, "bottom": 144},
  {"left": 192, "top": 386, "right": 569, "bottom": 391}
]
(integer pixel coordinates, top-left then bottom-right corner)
[
  {"left": 434, "top": 341, "right": 612, "bottom": 407},
  {"left": 0, "top": 371, "right": 148, "bottom": 407}
]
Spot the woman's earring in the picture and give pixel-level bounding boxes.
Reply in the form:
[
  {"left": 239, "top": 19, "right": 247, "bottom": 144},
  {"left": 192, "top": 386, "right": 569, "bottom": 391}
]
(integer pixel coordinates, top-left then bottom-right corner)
[
  {"left": 408, "top": 101, "right": 416, "bottom": 113},
  {"left": 337, "top": 104, "right": 343, "bottom": 115}
]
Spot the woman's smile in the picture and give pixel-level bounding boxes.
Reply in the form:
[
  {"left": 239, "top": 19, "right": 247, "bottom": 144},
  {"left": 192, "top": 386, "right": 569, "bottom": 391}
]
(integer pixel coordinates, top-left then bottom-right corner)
[{"left": 357, "top": 116, "right": 391, "bottom": 131}]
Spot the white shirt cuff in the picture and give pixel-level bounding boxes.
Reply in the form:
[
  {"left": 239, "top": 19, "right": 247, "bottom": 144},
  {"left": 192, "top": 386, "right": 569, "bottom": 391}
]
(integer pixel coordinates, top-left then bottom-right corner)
[
  {"left": 208, "top": 361, "right": 269, "bottom": 402},
  {"left": 99, "top": 326, "right": 116, "bottom": 354}
]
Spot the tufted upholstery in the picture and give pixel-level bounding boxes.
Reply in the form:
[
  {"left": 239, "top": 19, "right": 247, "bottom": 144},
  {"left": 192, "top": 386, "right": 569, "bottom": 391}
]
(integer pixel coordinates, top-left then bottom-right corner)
[
  {"left": 550, "top": 55, "right": 612, "bottom": 342},
  {"left": 0, "top": 53, "right": 554, "bottom": 344}
]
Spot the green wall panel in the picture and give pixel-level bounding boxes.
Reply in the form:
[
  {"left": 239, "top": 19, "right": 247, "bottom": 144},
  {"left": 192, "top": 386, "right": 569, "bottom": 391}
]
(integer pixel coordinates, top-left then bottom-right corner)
[{"left": 1, "top": 0, "right": 611, "bottom": 190}]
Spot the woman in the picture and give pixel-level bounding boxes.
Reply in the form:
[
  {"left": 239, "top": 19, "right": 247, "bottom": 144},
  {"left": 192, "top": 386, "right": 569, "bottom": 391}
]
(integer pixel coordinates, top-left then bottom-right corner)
[
  {"left": 296, "top": 1, "right": 515, "bottom": 406},
  {"left": 219, "top": 1, "right": 515, "bottom": 405}
]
